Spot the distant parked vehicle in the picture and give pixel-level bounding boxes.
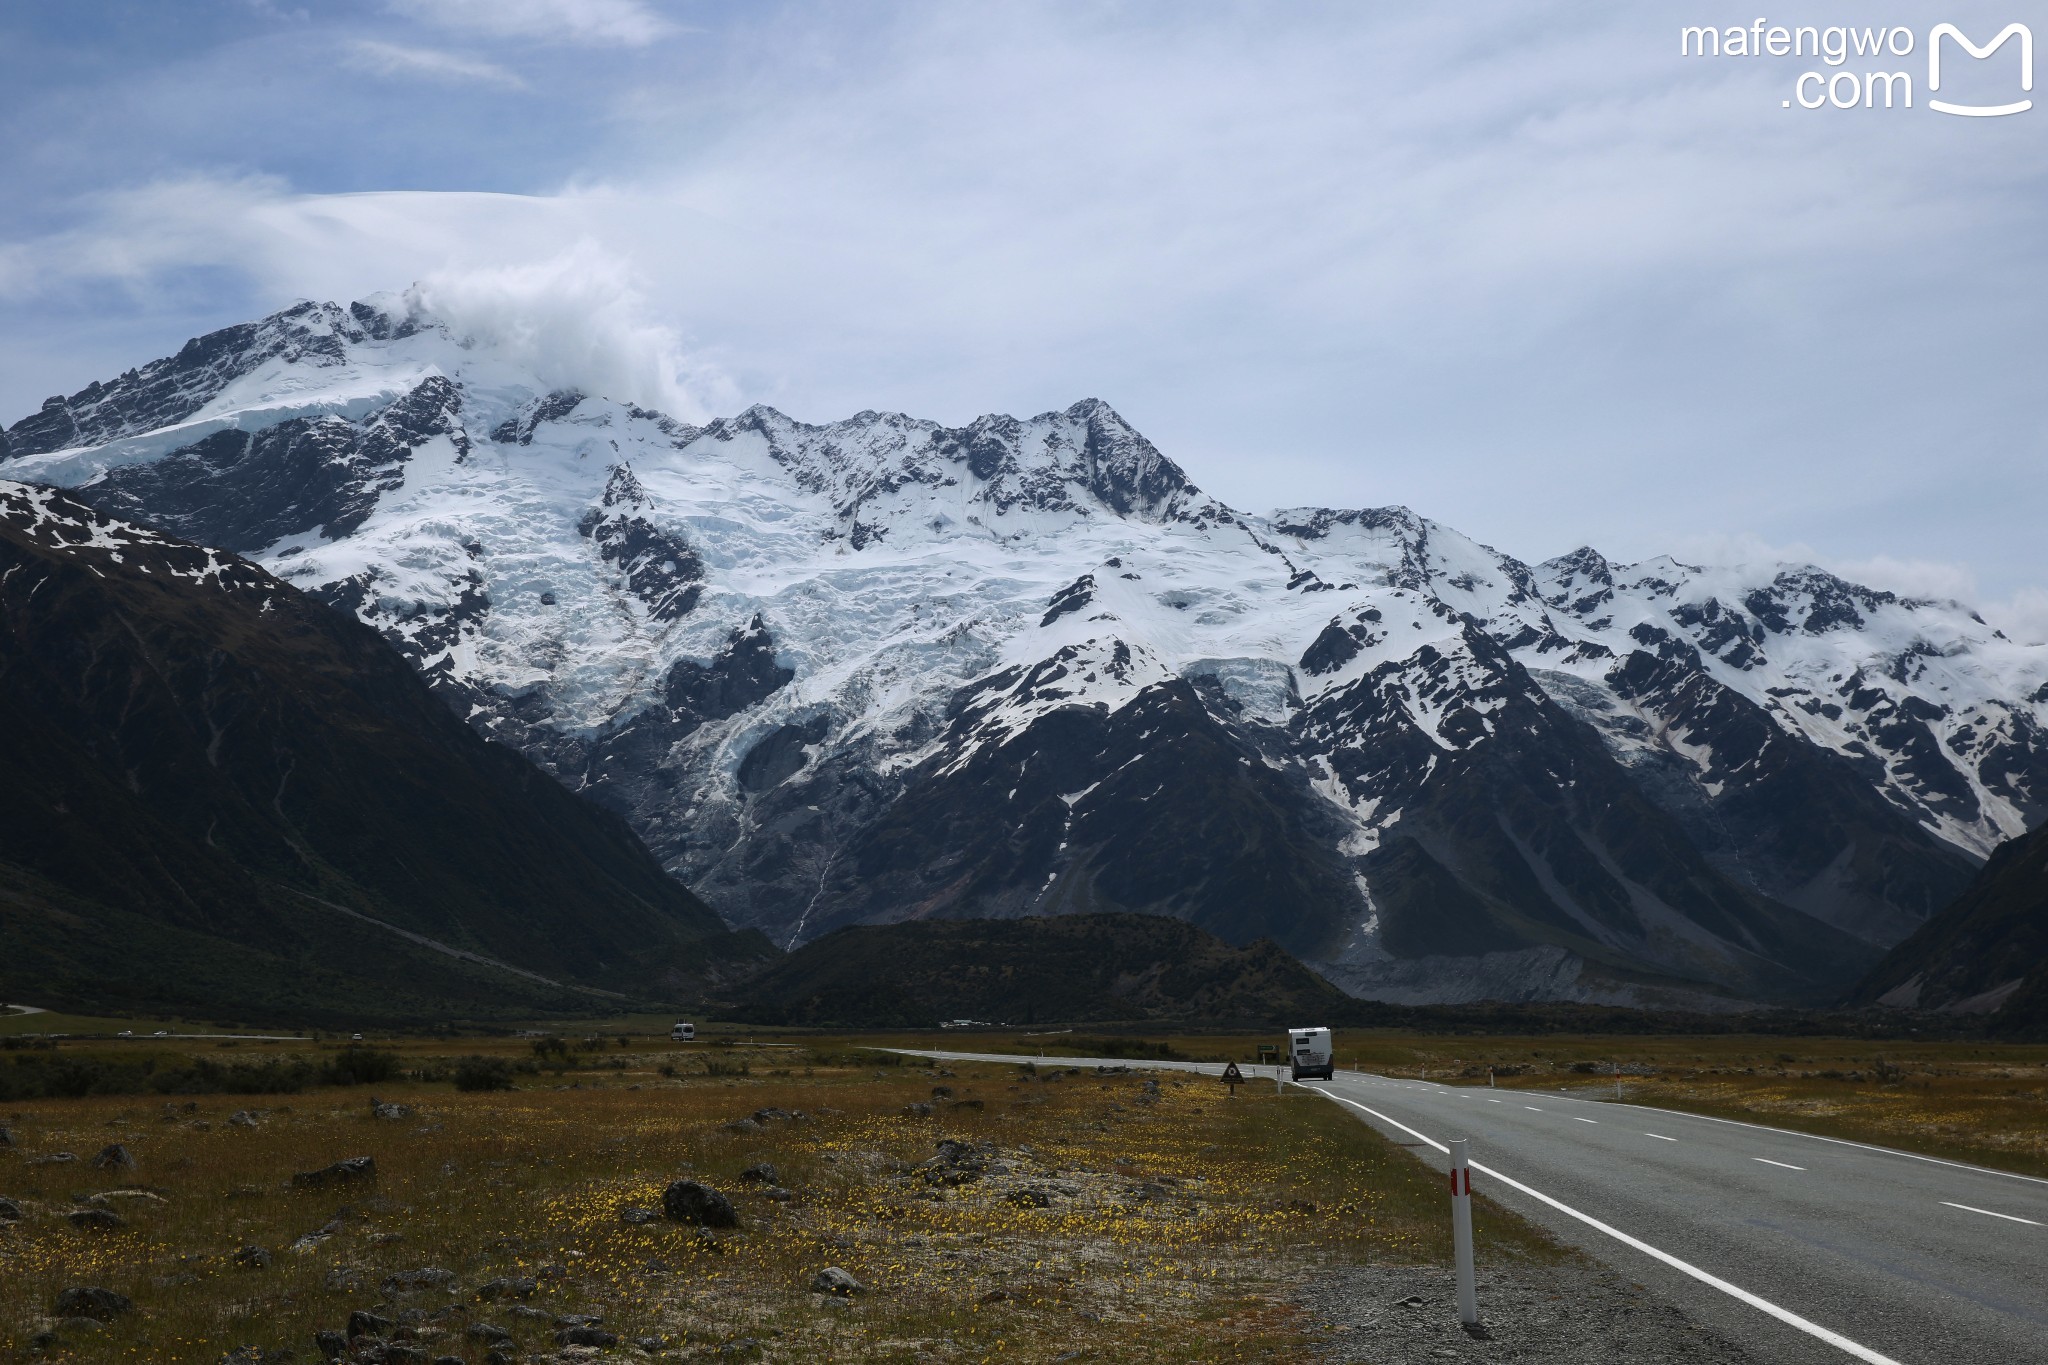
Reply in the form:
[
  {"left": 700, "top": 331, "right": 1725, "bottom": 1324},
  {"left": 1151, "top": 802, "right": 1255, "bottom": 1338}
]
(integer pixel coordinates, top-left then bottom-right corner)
[
  {"left": 670, "top": 1021, "right": 697, "bottom": 1042},
  {"left": 152, "top": 1029, "right": 168, "bottom": 1037},
  {"left": 118, "top": 1029, "right": 133, "bottom": 1037},
  {"left": 351, "top": 1033, "right": 363, "bottom": 1041},
  {"left": 1287, "top": 1026, "right": 1334, "bottom": 1081}
]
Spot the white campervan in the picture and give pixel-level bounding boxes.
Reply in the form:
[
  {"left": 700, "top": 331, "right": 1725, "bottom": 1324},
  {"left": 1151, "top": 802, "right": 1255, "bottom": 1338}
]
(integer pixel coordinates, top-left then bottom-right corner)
[
  {"left": 1287, "top": 1026, "right": 1334, "bottom": 1081},
  {"left": 669, "top": 1021, "right": 697, "bottom": 1042}
]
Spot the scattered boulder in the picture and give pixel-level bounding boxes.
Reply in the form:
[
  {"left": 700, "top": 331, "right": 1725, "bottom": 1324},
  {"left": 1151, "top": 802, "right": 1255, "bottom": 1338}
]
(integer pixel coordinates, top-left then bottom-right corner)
[
  {"left": 738, "top": 1162, "right": 778, "bottom": 1185},
  {"left": 348, "top": 1308, "right": 395, "bottom": 1338},
  {"left": 0, "top": 1196, "right": 22, "bottom": 1221},
  {"left": 465, "top": 1322, "right": 512, "bottom": 1344},
  {"left": 474, "top": 1276, "right": 537, "bottom": 1302},
  {"left": 901, "top": 1103, "right": 933, "bottom": 1118},
  {"left": 921, "top": 1138, "right": 989, "bottom": 1186},
  {"left": 752, "top": 1107, "right": 799, "bottom": 1124},
  {"left": 380, "top": 1267, "right": 456, "bottom": 1296},
  {"left": 763, "top": 1187, "right": 794, "bottom": 1203},
  {"left": 292, "top": 1156, "right": 375, "bottom": 1189},
  {"left": 68, "top": 1208, "right": 125, "bottom": 1231},
  {"left": 323, "top": 1267, "right": 366, "bottom": 1293},
  {"left": 233, "top": 1244, "right": 274, "bottom": 1269},
  {"left": 52, "top": 1286, "right": 134, "bottom": 1321},
  {"left": 931, "top": 1086, "right": 953, "bottom": 1099},
  {"left": 0, "top": 1126, "right": 13, "bottom": 1147},
  {"left": 290, "top": 1219, "right": 343, "bottom": 1252},
  {"left": 228, "top": 1111, "right": 260, "bottom": 1128},
  {"left": 314, "top": 1329, "right": 348, "bottom": 1357},
  {"left": 91, "top": 1143, "right": 136, "bottom": 1171},
  {"left": 810, "top": 1266, "right": 865, "bottom": 1296},
  {"left": 620, "top": 1206, "right": 662, "bottom": 1225},
  {"left": 948, "top": 1099, "right": 985, "bottom": 1112},
  {"left": 370, "top": 1100, "right": 411, "bottom": 1121},
  {"left": 556, "top": 1325, "right": 617, "bottom": 1347},
  {"left": 661, "top": 1180, "right": 738, "bottom": 1228},
  {"left": 30, "top": 1152, "right": 77, "bottom": 1165},
  {"left": 1004, "top": 1187, "right": 1052, "bottom": 1209},
  {"left": 722, "top": 1118, "right": 764, "bottom": 1134}
]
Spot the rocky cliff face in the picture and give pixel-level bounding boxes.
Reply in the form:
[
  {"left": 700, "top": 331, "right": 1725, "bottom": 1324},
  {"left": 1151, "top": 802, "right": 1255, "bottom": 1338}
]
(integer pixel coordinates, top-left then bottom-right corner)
[
  {"left": 1852, "top": 822, "right": 2048, "bottom": 1033},
  {"left": 8, "top": 296, "right": 2041, "bottom": 1007},
  {"left": 0, "top": 479, "right": 760, "bottom": 1023}
]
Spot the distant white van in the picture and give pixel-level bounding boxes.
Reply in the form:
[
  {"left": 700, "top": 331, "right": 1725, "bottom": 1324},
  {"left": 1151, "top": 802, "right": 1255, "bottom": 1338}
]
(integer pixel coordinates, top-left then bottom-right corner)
[
  {"left": 1288, "top": 1026, "right": 1334, "bottom": 1081},
  {"left": 670, "top": 1022, "right": 697, "bottom": 1042}
]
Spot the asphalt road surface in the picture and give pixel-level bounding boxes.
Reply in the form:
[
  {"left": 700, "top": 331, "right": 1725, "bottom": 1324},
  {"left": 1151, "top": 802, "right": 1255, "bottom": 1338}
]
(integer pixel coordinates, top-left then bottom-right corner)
[{"left": 895, "top": 1049, "right": 2048, "bottom": 1364}]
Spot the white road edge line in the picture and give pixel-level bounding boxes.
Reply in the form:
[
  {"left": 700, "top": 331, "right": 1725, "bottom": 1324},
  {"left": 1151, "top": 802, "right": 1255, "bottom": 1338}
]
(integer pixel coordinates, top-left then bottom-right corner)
[
  {"left": 1942, "top": 1201, "right": 2042, "bottom": 1226},
  {"left": 1311, "top": 1088, "right": 1904, "bottom": 1365},
  {"left": 1754, "top": 1158, "right": 1807, "bottom": 1171},
  {"left": 1609, "top": 1098, "right": 2048, "bottom": 1190}
]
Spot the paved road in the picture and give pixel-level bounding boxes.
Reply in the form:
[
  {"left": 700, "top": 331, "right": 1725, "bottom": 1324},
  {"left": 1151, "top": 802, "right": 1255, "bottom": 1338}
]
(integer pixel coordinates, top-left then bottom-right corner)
[{"left": 895, "top": 1049, "right": 2048, "bottom": 1364}]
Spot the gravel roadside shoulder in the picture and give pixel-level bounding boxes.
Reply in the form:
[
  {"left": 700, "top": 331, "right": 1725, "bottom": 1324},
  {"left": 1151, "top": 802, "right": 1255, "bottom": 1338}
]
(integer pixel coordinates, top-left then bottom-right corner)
[{"left": 1297, "top": 1259, "right": 1763, "bottom": 1363}]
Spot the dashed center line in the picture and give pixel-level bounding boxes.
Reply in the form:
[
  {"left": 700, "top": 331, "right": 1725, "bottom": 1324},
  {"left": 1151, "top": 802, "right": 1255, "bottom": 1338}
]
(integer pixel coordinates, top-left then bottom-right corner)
[
  {"left": 1573, "top": 1117, "right": 1599, "bottom": 1125},
  {"left": 1644, "top": 1133, "right": 1677, "bottom": 1142},
  {"left": 1755, "top": 1158, "right": 1807, "bottom": 1171},
  {"left": 1525, "top": 1105, "right": 1544, "bottom": 1111},
  {"left": 1943, "top": 1202, "right": 2041, "bottom": 1226},
  {"left": 1486, "top": 1098, "right": 1502, "bottom": 1103}
]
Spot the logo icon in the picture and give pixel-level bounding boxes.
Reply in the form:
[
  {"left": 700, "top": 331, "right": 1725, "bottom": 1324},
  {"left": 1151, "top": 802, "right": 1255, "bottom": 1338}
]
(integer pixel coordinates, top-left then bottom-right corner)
[{"left": 1928, "top": 22, "right": 2033, "bottom": 116}]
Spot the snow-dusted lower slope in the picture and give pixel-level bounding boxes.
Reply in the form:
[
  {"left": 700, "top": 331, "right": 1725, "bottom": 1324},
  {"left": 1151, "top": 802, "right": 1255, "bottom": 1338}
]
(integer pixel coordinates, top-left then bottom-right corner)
[{"left": 8, "top": 295, "right": 2043, "bottom": 1006}]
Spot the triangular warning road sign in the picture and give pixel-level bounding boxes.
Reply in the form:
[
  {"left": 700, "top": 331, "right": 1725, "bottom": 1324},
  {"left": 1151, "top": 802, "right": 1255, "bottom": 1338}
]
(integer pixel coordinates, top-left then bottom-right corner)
[{"left": 1221, "top": 1062, "right": 1244, "bottom": 1083}]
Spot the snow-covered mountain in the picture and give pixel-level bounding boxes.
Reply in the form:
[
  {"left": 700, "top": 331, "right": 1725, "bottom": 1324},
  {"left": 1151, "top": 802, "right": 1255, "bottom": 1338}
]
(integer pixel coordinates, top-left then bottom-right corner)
[{"left": 9, "top": 296, "right": 2045, "bottom": 1007}]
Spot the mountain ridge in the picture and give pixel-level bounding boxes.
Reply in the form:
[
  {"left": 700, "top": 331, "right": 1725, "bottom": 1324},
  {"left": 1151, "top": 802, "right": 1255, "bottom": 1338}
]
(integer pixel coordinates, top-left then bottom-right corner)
[{"left": 8, "top": 295, "right": 2041, "bottom": 1008}]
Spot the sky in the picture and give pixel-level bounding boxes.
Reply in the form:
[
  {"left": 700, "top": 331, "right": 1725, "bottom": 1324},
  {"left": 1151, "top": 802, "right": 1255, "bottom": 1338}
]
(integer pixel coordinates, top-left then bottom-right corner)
[{"left": 2, "top": 0, "right": 2045, "bottom": 634}]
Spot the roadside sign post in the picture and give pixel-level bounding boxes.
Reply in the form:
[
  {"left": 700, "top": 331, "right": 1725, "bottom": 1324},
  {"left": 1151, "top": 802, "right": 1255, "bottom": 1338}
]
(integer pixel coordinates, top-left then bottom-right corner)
[
  {"left": 1221, "top": 1061, "right": 1243, "bottom": 1098},
  {"left": 1449, "top": 1138, "right": 1479, "bottom": 1329}
]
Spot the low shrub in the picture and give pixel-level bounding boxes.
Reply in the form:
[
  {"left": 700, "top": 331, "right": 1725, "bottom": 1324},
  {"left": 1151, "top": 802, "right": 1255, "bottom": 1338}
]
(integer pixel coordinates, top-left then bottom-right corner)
[{"left": 452, "top": 1056, "right": 515, "bottom": 1092}]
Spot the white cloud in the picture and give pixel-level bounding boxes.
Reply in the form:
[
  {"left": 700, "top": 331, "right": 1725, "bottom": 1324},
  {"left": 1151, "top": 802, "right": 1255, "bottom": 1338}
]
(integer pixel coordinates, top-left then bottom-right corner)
[
  {"left": 1990, "top": 588, "right": 2048, "bottom": 647},
  {"left": 387, "top": 0, "right": 672, "bottom": 47},
  {"left": 342, "top": 39, "right": 525, "bottom": 89},
  {"left": 400, "top": 244, "right": 734, "bottom": 420}
]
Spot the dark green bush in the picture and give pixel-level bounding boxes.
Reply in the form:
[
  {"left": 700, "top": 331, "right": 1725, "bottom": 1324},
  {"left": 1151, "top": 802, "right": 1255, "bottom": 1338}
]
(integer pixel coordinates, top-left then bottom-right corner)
[
  {"left": 323, "top": 1045, "right": 401, "bottom": 1086},
  {"left": 452, "top": 1056, "right": 515, "bottom": 1092}
]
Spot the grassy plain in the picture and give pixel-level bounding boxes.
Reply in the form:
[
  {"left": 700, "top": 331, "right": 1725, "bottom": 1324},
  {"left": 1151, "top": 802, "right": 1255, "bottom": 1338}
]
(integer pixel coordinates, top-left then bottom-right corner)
[{"left": 0, "top": 1032, "right": 1551, "bottom": 1363}]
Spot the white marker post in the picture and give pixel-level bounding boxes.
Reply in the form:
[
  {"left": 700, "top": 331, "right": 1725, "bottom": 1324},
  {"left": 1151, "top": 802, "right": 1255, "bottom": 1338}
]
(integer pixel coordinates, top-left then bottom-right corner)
[{"left": 1449, "top": 1138, "right": 1479, "bottom": 1329}]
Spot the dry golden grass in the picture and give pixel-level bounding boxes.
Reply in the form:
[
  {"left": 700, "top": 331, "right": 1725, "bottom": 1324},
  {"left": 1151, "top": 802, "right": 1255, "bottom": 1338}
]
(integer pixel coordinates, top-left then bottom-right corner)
[
  {"left": 0, "top": 1039, "right": 1553, "bottom": 1363},
  {"left": 839, "top": 1030, "right": 2048, "bottom": 1179}
]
